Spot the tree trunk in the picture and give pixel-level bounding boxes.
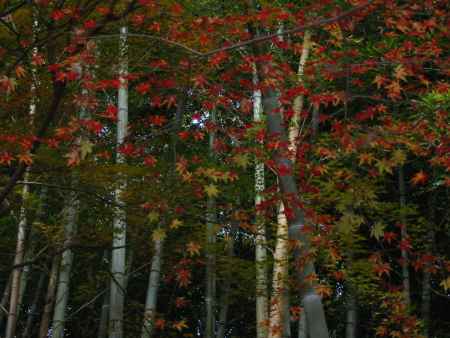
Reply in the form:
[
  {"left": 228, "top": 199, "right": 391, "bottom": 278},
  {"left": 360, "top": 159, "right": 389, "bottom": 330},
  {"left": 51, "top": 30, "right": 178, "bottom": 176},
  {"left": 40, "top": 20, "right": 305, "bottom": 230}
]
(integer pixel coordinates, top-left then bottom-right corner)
[
  {"left": 345, "top": 292, "right": 357, "bottom": 338},
  {"left": 256, "top": 67, "right": 329, "bottom": 338},
  {"left": 39, "top": 255, "right": 60, "bottom": 338},
  {"left": 398, "top": 167, "right": 410, "bottom": 308},
  {"left": 109, "top": 25, "right": 129, "bottom": 338},
  {"left": 22, "top": 270, "right": 45, "bottom": 338},
  {"left": 98, "top": 289, "right": 110, "bottom": 338},
  {"left": 217, "top": 225, "right": 235, "bottom": 338},
  {"left": 269, "top": 204, "right": 289, "bottom": 338},
  {"left": 51, "top": 189, "right": 79, "bottom": 338},
  {"left": 269, "top": 30, "right": 312, "bottom": 338},
  {"left": 205, "top": 110, "right": 217, "bottom": 338},
  {"left": 5, "top": 14, "right": 40, "bottom": 335},
  {"left": 5, "top": 170, "right": 31, "bottom": 338},
  {"left": 253, "top": 68, "right": 269, "bottom": 338},
  {"left": 141, "top": 237, "right": 163, "bottom": 338},
  {"left": 0, "top": 273, "right": 12, "bottom": 331}
]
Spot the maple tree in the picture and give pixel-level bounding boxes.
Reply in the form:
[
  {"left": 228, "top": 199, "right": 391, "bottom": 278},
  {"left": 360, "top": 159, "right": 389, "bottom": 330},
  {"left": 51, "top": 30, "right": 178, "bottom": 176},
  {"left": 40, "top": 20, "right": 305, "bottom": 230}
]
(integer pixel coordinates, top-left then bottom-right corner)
[{"left": 0, "top": 0, "right": 449, "bottom": 338}]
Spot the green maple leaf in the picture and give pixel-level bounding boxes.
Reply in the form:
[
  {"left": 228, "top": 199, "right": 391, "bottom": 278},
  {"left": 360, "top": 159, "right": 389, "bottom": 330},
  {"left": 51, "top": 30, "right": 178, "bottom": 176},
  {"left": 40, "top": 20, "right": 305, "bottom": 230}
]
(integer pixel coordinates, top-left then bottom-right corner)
[
  {"left": 337, "top": 213, "right": 364, "bottom": 234},
  {"left": 370, "top": 222, "right": 385, "bottom": 240},
  {"left": 391, "top": 149, "right": 406, "bottom": 166},
  {"left": 232, "top": 153, "right": 249, "bottom": 169},
  {"left": 152, "top": 228, "right": 166, "bottom": 241},
  {"left": 375, "top": 159, "right": 393, "bottom": 175},
  {"left": 170, "top": 218, "right": 183, "bottom": 229},
  {"left": 204, "top": 184, "right": 219, "bottom": 197},
  {"left": 80, "top": 140, "right": 93, "bottom": 160},
  {"left": 147, "top": 211, "right": 159, "bottom": 223}
]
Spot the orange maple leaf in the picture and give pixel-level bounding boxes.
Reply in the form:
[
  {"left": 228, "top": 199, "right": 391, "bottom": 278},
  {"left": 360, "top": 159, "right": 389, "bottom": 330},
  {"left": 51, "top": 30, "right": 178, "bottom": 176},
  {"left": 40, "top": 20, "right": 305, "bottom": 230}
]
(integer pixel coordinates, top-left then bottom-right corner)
[
  {"left": 373, "top": 74, "right": 387, "bottom": 89},
  {"left": 411, "top": 170, "right": 428, "bottom": 185},
  {"left": 17, "top": 153, "right": 33, "bottom": 165},
  {"left": 186, "top": 242, "right": 201, "bottom": 256},
  {"left": 173, "top": 319, "right": 188, "bottom": 331},
  {"left": 15, "top": 66, "right": 26, "bottom": 78},
  {"left": 386, "top": 81, "right": 402, "bottom": 100},
  {"left": 315, "top": 284, "right": 332, "bottom": 298},
  {"left": 374, "top": 262, "right": 391, "bottom": 277},
  {"left": 65, "top": 150, "right": 80, "bottom": 167},
  {"left": 394, "top": 64, "right": 408, "bottom": 82}
]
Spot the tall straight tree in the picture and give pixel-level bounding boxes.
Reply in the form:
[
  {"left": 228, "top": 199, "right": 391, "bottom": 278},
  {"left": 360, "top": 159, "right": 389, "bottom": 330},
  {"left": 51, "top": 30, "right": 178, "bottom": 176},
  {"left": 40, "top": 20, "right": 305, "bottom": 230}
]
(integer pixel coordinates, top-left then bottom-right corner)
[
  {"left": 51, "top": 59, "right": 90, "bottom": 338},
  {"left": 109, "top": 25, "right": 129, "bottom": 338},
  {"left": 4, "top": 15, "right": 39, "bottom": 331},
  {"left": 51, "top": 188, "right": 79, "bottom": 338},
  {"left": 5, "top": 170, "right": 31, "bottom": 338},
  {"left": 141, "top": 233, "right": 163, "bottom": 338},
  {"left": 253, "top": 68, "right": 269, "bottom": 338},
  {"left": 39, "top": 255, "right": 60, "bottom": 338}
]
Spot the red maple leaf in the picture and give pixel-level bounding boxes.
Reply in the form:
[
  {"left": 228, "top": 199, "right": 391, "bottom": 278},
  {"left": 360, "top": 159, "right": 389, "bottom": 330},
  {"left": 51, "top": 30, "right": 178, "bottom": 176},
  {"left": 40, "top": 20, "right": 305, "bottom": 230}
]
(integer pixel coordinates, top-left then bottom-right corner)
[
  {"left": 0, "top": 152, "right": 14, "bottom": 165},
  {"left": 118, "top": 143, "right": 136, "bottom": 157},
  {"left": 136, "top": 82, "right": 150, "bottom": 95},
  {"left": 50, "top": 10, "right": 65, "bottom": 21},
  {"left": 176, "top": 269, "right": 191, "bottom": 287},
  {"left": 144, "top": 156, "right": 157, "bottom": 167},
  {"left": 149, "top": 115, "right": 167, "bottom": 126},
  {"left": 100, "top": 104, "right": 118, "bottom": 121},
  {"left": 83, "top": 19, "right": 96, "bottom": 30}
]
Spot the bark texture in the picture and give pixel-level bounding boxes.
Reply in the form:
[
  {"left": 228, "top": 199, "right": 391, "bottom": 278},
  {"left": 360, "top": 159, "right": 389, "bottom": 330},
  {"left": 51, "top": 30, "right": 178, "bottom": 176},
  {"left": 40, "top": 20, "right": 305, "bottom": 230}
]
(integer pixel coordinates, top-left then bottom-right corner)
[
  {"left": 141, "top": 238, "right": 163, "bottom": 338},
  {"left": 39, "top": 256, "right": 60, "bottom": 338},
  {"left": 254, "top": 69, "right": 269, "bottom": 338},
  {"left": 51, "top": 189, "right": 79, "bottom": 338},
  {"left": 109, "top": 25, "right": 129, "bottom": 338}
]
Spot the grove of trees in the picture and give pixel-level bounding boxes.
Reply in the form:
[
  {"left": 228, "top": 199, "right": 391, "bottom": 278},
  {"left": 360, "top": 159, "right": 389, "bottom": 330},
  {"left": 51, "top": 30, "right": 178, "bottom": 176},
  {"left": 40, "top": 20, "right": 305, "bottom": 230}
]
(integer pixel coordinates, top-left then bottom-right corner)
[{"left": 0, "top": 0, "right": 449, "bottom": 337}]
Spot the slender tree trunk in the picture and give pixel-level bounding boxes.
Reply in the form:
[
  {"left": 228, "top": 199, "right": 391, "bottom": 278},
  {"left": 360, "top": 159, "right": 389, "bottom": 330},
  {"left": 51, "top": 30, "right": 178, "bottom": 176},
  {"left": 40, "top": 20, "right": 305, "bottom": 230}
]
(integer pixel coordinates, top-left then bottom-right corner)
[
  {"left": 5, "top": 14, "right": 40, "bottom": 335},
  {"left": 141, "top": 237, "right": 163, "bottom": 338},
  {"left": 217, "top": 225, "right": 235, "bottom": 338},
  {"left": 39, "top": 255, "right": 60, "bottom": 338},
  {"left": 5, "top": 170, "right": 31, "bottom": 338},
  {"left": 253, "top": 68, "right": 269, "bottom": 338},
  {"left": 398, "top": 167, "right": 410, "bottom": 308},
  {"left": 17, "top": 236, "right": 35, "bottom": 321},
  {"left": 97, "top": 251, "right": 110, "bottom": 338},
  {"left": 269, "top": 30, "right": 312, "bottom": 338},
  {"left": 269, "top": 205, "right": 289, "bottom": 338},
  {"left": 255, "top": 54, "right": 329, "bottom": 338},
  {"left": 0, "top": 273, "right": 12, "bottom": 331},
  {"left": 22, "top": 270, "right": 45, "bottom": 338},
  {"left": 345, "top": 293, "right": 357, "bottom": 338},
  {"left": 51, "top": 189, "right": 79, "bottom": 338},
  {"left": 109, "top": 25, "right": 129, "bottom": 338},
  {"left": 4, "top": 15, "right": 39, "bottom": 335},
  {"left": 98, "top": 290, "right": 110, "bottom": 338},
  {"left": 206, "top": 110, "right": 217, "bottom": 338}
]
